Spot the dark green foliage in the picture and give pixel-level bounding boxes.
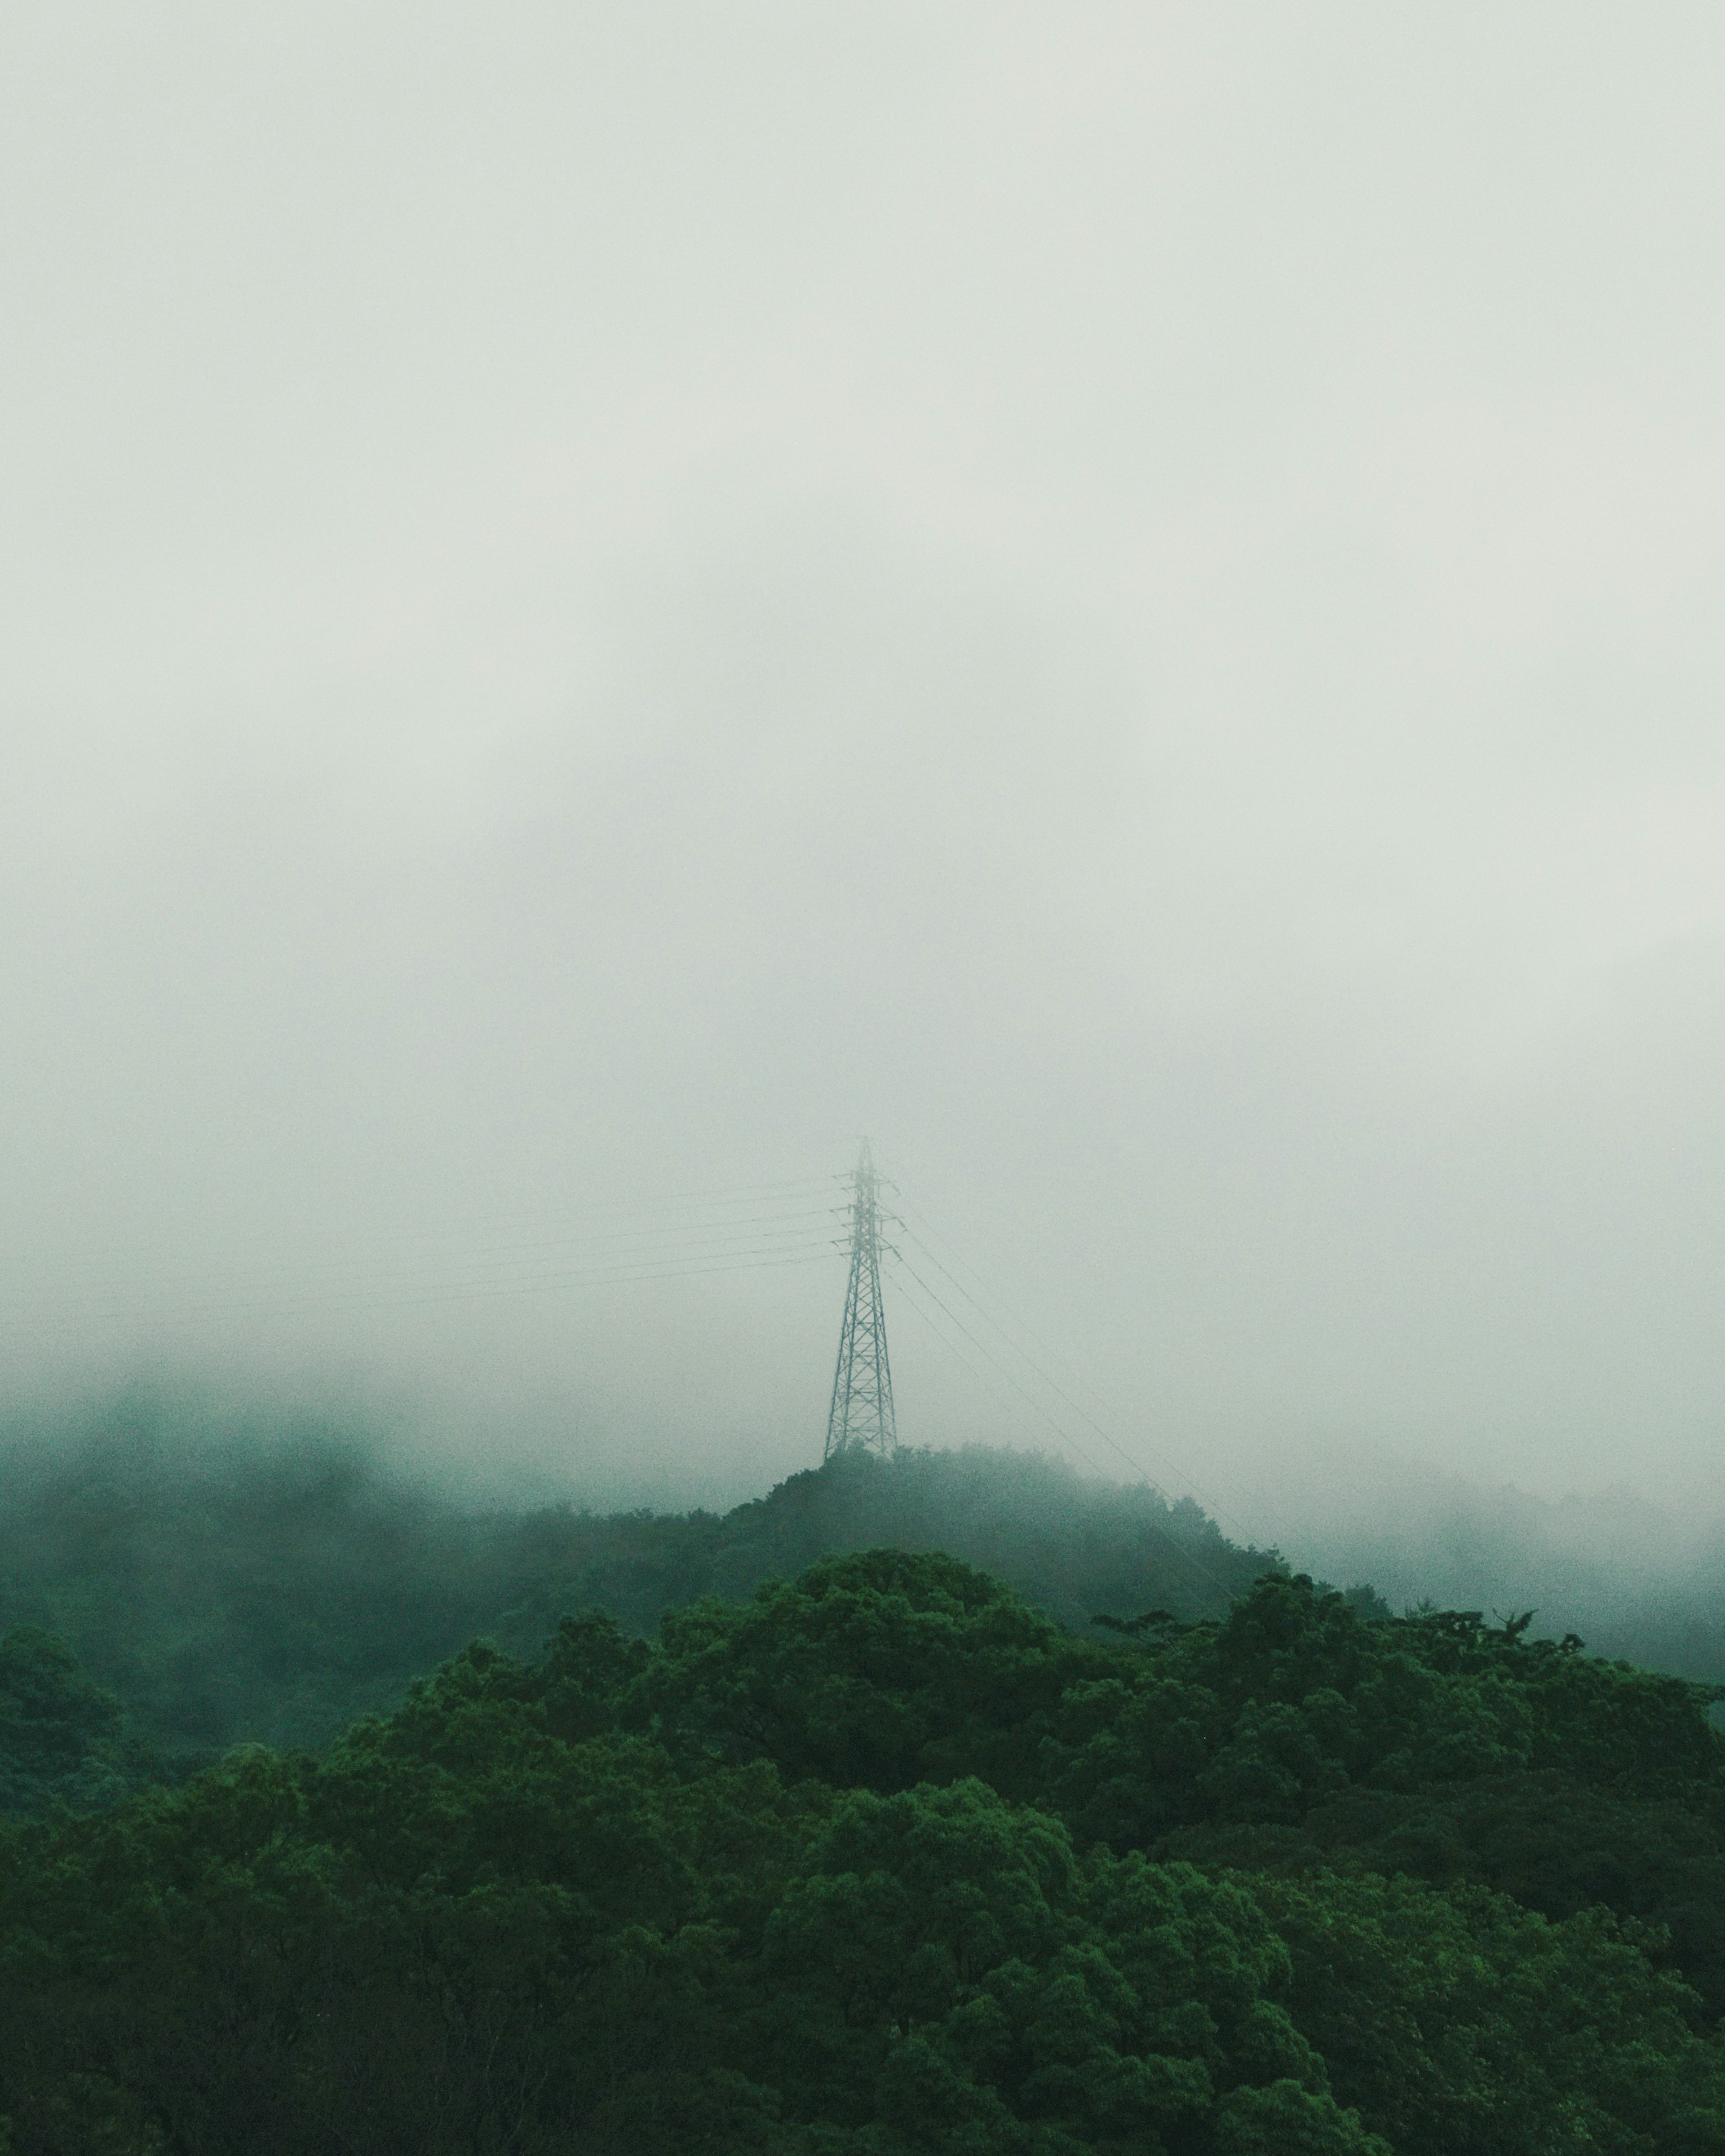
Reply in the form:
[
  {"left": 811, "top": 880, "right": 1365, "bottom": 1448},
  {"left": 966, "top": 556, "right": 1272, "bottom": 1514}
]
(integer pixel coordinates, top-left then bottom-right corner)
[
  {"left": 0, "top": 1409, "right": 1272, "bottom": 1767},
  {"left": 1241, "top": 1871, "right": 1723, "bottom": 2155},
  {"left": 2, "top": 1552, "right": 1723, "bottom": 2152},
  {"left": 703, "top": 1448, "right": 1256, "bottom": 1628},
  {"left": 4, "top": 1411, "right": 1725, "bottom": 2149},
  {"left": 1053, "top": 1576, "right": 1725, "bottom": 2015},
  {"left": 0, "top": 1407, "right": 490, "bottom": 1768},
  {"left": 642, "top": 1549, "right": 1115, "bottom": 1795},
  {"left": 0, "top": 1628, "right": 145, "bottom": 1814}
]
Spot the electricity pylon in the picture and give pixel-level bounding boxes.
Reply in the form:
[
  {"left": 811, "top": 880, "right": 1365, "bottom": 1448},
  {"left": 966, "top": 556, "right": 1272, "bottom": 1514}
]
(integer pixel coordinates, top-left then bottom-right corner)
[{"left": 823, "top": 1139, "right": 898, "bottom": 1459}]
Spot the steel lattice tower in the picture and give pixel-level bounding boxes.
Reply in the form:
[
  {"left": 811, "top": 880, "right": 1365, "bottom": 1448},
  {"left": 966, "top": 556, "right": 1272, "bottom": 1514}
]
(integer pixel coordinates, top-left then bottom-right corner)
[{"left": 823, "top": 1139, "right": 898, "bottom": 1459}]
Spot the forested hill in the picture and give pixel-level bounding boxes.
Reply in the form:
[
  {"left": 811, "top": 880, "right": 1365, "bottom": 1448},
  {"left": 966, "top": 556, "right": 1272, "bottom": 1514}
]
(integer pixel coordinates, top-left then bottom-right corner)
[
  {"left": 0, "top": 1413, "right": 1280, "bottom": 1766},
  {"left": 3, "top": 1552, "right": 1723, "bottom": 2151},
  {"left": 8, "top": 1413, "right": 1725, "bottom": 2148}
]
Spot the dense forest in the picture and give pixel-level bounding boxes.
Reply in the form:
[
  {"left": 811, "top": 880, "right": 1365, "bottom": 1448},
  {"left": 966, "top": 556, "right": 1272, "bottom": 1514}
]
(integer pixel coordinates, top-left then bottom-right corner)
[
  {"left": 0, "top": 1404, "right": 1277, "bottom": 1768},
  {"left": 4, "top": 1550, "right": 1724, "bottom": 2151},
  {"left": 4, "top": 1404, "right": 1725, "bottom": 2151}
]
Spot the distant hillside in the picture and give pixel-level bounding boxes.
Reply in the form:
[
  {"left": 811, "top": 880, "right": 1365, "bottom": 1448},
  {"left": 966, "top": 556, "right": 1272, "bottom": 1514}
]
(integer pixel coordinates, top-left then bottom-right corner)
[
  {"left": 0, "top": 1402, "right": 1280, "bottom": 1766},
  {"left": 1243, "top": 1445, "right": 1725, "bottom": 1690}
]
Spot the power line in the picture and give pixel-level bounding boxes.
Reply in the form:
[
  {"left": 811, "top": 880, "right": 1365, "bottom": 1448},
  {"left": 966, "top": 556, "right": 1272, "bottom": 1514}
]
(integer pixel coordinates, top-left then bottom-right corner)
[
  {"left": 897, "top": 1198, "right": 1264, "bottom": 1553},
  {"left": 889, "top": 1265, "right": 1114, "bottom": 1479},
  {"left": 899, "top": 1227, "right": 1160, "bottom": 1486},
  {"left": 0, "top": 1243, "right": 840, "bottom": 1342},
  {"left": 2, "top": 1172, "right": 845, "bottom": 1279},
  {"left": 0, "top": 1232, "right": 838, "bottom": 1320},
  {"left": 886, "top": 1259, "right": 1245, "bottom": 1610},
  {"left": 5, "top": 1141, "right": 1269, "bottom": 1598},
  {"left": 0, "top": 1207, "right": 842, "bottom": 1312}
]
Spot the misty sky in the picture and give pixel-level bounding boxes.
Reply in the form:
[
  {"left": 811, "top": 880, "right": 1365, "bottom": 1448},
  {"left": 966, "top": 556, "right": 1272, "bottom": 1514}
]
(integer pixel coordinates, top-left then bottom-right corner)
[{"left": 4, "top": 5, "right": 1725, "bottom": 1523}]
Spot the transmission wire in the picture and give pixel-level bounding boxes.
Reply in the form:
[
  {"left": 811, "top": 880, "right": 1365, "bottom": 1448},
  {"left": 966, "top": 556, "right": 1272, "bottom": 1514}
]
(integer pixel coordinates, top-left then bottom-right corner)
[
  {"left": 898, "top": 1199, "right": 1265, "bottom": 1553},
  {"left": 886, "top": 1255, "right": 1245, "bottom": 1608}
]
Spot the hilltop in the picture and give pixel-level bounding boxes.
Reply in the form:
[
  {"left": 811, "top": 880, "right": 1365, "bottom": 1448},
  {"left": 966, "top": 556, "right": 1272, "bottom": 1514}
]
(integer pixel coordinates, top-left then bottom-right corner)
[{"left": 0, "top": 1406, "right": 1280, "bottom": 1766}]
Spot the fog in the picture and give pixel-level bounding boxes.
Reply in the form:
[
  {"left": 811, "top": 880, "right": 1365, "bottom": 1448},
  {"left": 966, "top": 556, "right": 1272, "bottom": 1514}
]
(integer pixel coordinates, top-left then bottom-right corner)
[{"left": 4, "top": 6, "right": 1725, "bottom": 1531}]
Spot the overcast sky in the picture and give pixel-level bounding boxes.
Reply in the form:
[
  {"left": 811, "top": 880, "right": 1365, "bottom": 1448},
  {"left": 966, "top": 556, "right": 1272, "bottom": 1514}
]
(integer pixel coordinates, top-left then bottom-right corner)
[{"left": 4, "top": 5, "right": 1725, "bottom": 1524}]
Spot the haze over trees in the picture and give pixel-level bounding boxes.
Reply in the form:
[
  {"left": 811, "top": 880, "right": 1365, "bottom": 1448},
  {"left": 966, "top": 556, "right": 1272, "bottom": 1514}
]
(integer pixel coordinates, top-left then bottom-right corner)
[
  {"left": 2, "top": 1401, "right": 1724, "bottom": 2151},
  {"left": 0, "top": 1403, "right": 1270, "bottom": 1766},
  {"left": 0, "top": 1399, "right": 1716, "bottom": 1771}
]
